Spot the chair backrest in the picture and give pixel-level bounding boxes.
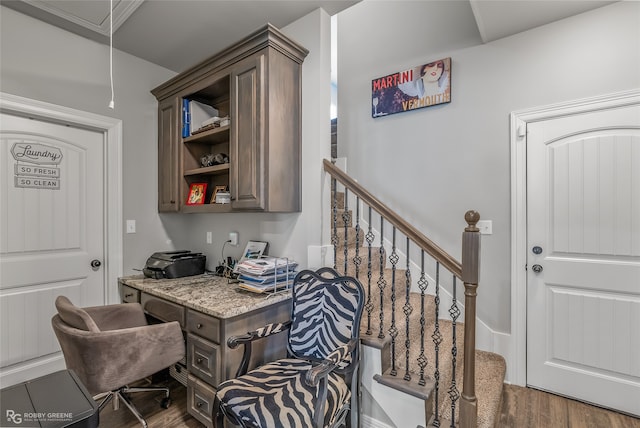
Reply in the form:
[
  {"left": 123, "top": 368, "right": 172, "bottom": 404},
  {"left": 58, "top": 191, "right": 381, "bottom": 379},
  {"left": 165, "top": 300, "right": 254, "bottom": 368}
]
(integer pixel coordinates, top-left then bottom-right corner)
[
  {"left": 54, "top": 296, "right": 100, "bottom": 332},
  {"left": 288, "top": 268, "right": 364, "bottom": 364}
]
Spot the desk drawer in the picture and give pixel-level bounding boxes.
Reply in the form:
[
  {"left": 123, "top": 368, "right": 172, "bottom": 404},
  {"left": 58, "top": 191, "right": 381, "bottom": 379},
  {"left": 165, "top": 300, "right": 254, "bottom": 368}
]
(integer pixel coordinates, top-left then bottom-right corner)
[
  {"left": 120, "top": 285, "right": 140, "bottom": 303},
  {"left": 187, "top": 333, "right": 221, "bottom": 387},
  {"left": 141, "top": 293, "right": 185, "bottom": 328},
  {"left": 187, "top": 310, "right": 220, "bottom": 343},
  {"left": 187, "top": 374, "right": 216, "bottom": 428}
]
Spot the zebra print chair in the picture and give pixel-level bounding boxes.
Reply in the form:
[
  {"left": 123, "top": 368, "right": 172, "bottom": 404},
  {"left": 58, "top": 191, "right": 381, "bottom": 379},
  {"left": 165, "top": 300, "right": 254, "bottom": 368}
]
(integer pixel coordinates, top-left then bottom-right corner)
[{"left": 214, "top": 267, "right": 364, "bottom": 428}]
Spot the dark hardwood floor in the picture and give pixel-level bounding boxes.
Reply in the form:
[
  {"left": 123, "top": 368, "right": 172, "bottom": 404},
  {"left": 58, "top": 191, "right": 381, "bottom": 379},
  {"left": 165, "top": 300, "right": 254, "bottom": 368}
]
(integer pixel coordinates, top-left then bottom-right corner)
[
  {"left": 497, "top": 384, "right": 640, "bottom": 428},
  {"left": 99, "top": 379, "right": 640, "bottom": 427}
]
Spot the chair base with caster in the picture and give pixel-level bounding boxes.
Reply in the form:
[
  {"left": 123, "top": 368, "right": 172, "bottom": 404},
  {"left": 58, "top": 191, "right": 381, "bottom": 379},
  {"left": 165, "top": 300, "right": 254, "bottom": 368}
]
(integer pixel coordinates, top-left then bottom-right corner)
[{"left": 96, "top": 384, "right": 172, "bottom": 428}]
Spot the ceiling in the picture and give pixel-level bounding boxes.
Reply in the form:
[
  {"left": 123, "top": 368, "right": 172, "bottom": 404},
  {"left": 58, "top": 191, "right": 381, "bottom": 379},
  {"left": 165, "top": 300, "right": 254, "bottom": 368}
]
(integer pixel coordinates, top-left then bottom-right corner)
[{"left": 2, "top": 0, "right": 617, "bottom": 73}]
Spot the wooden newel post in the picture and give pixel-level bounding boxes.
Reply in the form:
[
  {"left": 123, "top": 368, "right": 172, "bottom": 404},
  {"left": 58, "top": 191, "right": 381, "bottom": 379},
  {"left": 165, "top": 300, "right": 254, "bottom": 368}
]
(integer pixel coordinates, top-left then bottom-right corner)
[{"left": 460, "top": 210, "right": 480, "bottom": 428}]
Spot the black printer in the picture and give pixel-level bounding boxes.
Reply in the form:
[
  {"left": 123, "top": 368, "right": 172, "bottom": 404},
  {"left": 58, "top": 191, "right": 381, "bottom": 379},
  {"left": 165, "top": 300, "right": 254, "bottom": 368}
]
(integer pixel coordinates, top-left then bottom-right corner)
[{"left": 143, "top": 250, "right": 206, "bottom": 279}]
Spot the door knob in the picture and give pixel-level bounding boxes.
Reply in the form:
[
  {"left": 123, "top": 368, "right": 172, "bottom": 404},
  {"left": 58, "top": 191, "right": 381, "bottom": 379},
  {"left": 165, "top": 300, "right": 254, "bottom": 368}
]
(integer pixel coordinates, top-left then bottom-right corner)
[
  {"left": 90, "top": 259, "right": 102, "bottom": 269},
  {"left": 532, "top": 264, "right": 543, "bottom": 273}
]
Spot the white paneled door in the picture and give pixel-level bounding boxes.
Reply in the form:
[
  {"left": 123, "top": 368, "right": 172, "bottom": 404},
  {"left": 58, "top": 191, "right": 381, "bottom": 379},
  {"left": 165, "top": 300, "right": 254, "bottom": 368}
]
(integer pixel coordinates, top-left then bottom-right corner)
[
  {"left": 0, "top": 113, "right": 106, "bottom": 385},
  {"left": 527, "top": 103, "right": 640, "bottom": 416}
]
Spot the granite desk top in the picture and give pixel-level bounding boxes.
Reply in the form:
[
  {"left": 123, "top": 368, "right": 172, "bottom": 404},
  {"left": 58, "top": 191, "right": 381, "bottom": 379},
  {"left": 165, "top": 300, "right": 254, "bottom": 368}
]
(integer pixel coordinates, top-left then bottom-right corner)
[{"left": 119, "top": 274, "right": 291, "bottom": 319}]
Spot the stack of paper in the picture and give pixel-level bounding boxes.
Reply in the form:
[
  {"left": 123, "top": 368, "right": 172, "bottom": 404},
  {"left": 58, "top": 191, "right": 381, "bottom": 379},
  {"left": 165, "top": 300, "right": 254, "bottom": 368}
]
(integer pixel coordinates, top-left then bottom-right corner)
[{"left": 235, "top": 257, "right": 297, "bottom": 293}]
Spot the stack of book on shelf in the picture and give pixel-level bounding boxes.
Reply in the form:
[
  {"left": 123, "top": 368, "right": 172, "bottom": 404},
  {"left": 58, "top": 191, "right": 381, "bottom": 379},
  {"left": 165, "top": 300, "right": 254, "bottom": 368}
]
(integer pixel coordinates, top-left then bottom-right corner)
[{"left": 235, "top": 257, "right": 298, "bottom": 294}]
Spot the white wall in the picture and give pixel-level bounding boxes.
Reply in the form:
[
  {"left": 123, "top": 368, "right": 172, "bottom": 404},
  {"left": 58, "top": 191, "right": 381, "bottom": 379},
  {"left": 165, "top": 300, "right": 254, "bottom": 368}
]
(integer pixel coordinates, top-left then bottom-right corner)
[
  {"left": 337, "top": 1, "right": 640, "bottom": 334},
  {"left": 1, "top": 6, "right": 332, "bottom": 282},
  {"left": 0, "top": 5, "right": 176, "bottom": 283}
]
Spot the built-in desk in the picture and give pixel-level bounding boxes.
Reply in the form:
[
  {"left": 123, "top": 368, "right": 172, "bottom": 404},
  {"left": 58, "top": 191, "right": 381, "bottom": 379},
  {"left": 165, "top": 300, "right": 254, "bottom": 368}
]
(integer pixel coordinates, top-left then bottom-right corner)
[{"left": 118, "top": 274, "right": 291, "bottom": 427}]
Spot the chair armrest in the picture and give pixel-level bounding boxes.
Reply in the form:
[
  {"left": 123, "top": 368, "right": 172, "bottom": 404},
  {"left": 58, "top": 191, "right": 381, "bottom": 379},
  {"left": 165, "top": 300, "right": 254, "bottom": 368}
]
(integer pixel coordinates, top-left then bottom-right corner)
[
  {"left": 227, "top": 321, "right": 291, "bottom": 348},
  {"left": 227, "top": 321, "right": 291, "bottom": 377},
  {"left": 84, "top": 303, "right": 147, "bottom": 330},
  {"left": 305, "top": 339, "right": 357, "bottom": 387}
]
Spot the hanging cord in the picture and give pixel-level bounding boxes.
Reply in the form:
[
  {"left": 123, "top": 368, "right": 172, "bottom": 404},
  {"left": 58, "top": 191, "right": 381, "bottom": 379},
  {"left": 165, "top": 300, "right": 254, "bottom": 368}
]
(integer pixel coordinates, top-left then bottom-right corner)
[{"left": 108, "top": 0, "right": 115, "bottom": 109}]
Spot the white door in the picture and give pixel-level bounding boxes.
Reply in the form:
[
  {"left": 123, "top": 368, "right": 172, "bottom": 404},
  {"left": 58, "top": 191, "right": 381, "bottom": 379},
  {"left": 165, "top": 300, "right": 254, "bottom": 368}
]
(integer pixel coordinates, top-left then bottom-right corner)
[
  {"left": 0, "top": 113, "right": 106, "bottom": 386},
  {"left": 526, "top": 103, "right": 640, "bottom": 416}
]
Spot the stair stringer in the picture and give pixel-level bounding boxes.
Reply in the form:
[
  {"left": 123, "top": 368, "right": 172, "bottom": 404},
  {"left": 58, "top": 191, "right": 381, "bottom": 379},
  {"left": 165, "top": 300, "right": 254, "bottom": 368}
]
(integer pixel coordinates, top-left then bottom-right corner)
[{"left": 360, "top": 341, "right": 429, "bottom": 428}]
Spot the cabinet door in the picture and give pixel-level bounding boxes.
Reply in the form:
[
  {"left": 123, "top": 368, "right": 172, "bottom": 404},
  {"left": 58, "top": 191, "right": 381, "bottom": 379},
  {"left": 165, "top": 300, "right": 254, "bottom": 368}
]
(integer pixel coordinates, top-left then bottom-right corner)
[
  {"left": 230, "top": 52, "right": 265, "bottom": 210},
  {"left": 157, "top": 98, "right": 180, "bottom": 212}
]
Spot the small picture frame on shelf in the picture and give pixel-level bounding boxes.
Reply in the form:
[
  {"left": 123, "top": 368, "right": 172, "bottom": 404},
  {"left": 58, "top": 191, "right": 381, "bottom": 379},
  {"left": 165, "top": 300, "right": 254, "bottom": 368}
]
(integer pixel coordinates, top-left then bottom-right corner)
[
  {"left": 186, "top": 183, "right": 207, "bottom": 205},
  {"left": 210, "top": 185, "right": 228, "bottom": 204}
]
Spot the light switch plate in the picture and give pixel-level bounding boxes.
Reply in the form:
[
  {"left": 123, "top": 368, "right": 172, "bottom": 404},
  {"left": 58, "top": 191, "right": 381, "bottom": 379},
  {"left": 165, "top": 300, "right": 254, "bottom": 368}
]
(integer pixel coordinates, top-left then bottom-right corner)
[
  {"left": 126, "top": 220, "right": 136, "bottom": 234},
  {"left": 477, "top": 220, "right": 492, "bottom": 235}
]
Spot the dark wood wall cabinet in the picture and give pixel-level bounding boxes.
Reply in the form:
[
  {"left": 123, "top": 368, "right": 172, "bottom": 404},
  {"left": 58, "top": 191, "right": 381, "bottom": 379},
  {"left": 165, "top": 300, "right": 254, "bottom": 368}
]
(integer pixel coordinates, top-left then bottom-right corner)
[{"left": 151, "top": 24, "right": 308, "bottom": 213}]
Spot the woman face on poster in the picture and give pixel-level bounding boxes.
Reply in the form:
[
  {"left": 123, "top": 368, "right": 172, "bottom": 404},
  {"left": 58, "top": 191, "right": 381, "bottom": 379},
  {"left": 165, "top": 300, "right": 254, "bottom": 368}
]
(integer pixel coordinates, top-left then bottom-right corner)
[{"left": 421, "top": 60, "right": 444, "bottom": 83}]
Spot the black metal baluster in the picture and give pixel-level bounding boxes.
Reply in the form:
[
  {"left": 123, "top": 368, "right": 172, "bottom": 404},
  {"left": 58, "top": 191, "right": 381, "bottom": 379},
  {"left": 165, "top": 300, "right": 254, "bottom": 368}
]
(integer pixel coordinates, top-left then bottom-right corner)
[
  {"left": 353, "top": 197, "right": 361, "bottom": 280},
  {"left": 342, "top": 189, "right": 350, "bottom": 275},
  {"left": 432, "top": 262, "right": 442, "bottom": 427},
  {"left": 377, "top": 218, "right": 386, "bottom": 339},
  {"left": 417, "top": 251, "right": 429, "bottom": 386},
  {"left": 389, "top": 227, "right": 399, "bottom": 376},
  {"left": 331, "top": 178, "right": 338, "bottom": 271},
  {"left": 403, "top": 237, "right": 413, "bottom": 381},
  {"left": 448, "top": 275, "right": 461, "bottom": 426},
  {"left": 365, "top": 207, "right": 374, "bottom": 336}
]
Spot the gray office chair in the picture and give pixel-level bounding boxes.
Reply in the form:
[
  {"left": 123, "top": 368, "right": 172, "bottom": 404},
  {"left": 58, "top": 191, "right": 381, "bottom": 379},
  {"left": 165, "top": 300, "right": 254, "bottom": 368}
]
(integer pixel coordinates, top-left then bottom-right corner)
[{"left": 51, "top": 296, "right": 185, "bottom": 428}]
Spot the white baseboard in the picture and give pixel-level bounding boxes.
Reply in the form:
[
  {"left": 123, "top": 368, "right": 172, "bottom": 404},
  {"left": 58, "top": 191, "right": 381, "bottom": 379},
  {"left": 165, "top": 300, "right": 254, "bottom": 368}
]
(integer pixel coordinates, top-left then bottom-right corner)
[
  {"left": 0, "top": 353, "right": 66, "bottom": 388},
  {"left": 362, "top": 414, "right": 394, "bottom": 428}
]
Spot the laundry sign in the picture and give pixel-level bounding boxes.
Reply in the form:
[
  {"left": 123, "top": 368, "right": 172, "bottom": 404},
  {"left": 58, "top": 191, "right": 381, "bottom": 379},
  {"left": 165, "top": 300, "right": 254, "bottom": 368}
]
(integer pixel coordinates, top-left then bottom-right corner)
[{"left": 11, "top": 142, "right": 63, "bottom": 190}]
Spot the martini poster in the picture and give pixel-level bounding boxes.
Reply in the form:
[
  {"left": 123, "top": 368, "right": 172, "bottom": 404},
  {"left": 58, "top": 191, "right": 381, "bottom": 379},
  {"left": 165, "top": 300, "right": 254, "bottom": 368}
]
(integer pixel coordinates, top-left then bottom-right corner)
[{"left": 371, "top": 57, "right": 451, "bottom": 117}]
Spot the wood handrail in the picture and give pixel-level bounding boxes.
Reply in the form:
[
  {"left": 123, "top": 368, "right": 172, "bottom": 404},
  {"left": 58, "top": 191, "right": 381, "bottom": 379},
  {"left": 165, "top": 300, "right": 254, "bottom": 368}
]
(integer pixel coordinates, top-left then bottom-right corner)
[{"left": 323, "top": 159, "right": 462, "bottom": 278}]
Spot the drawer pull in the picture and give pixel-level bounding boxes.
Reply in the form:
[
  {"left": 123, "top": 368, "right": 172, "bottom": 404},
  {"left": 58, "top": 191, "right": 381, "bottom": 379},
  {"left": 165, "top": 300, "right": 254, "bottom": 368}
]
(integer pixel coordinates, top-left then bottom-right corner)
[
  {"left": 125, "top": 293, "right": 133, "bottom": 298},
  {"left": 197, "top": 357, "right": 203, "bottom": 364},
  {"left": 197, "top": 323, "right": 203, "bottom": 329},
  {"left": 196, "top": 401, "right": 203, "bottom": 408}
]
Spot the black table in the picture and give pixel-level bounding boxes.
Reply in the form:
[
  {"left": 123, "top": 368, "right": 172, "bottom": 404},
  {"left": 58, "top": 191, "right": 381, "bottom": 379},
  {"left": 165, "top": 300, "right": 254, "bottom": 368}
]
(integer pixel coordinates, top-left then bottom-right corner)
[{"left": 0, "top": 369, "right": 99, "bottom": 427}]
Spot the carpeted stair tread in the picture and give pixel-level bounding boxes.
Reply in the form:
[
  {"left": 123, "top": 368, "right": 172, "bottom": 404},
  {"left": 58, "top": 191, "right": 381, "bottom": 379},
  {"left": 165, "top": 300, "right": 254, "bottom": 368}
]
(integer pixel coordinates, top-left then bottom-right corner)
[
  {"left": 334, "top": 244, "right": 384, "bottom": 274},
  {"left": 332, "top": 226, "right": 365, "bottom": 249},
  {"left": 333, "top": 209, "right": 353, "bottom": 227},
  {"left": 331, "top": 191, "right": 345, "bottom": 209},
  {"left": 436, "top": 350, "right": 506, "bottom": 428}
]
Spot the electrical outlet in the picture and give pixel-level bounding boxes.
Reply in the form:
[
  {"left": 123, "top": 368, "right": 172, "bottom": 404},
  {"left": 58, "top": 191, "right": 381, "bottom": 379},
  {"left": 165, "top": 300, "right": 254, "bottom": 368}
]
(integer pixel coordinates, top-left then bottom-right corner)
[
  {"left": 229, "top": 232, "right": 238, "bottom": 246},
  {"left": 477, "top": 220, "right": 492, "bottom": 235}
]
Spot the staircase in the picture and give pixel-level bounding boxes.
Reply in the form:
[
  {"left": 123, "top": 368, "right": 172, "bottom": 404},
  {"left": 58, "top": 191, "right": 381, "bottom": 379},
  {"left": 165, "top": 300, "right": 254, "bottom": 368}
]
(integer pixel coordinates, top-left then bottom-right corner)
[{"left": 325, "top": 160, "right": 506, "bottom": 427}]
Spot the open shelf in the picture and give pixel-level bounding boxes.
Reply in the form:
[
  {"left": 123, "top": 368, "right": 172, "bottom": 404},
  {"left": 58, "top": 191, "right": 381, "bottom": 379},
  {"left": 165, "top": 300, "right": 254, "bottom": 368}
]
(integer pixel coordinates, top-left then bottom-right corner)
[
  {"left": 182, "top": 203, "right": 232, "bottom": 214},
  {"left": 184, "top": 163, "right": 230, "bottom": 177},
  {"left": 184, "top": 125, "right": 230, "bottom": 145}
]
